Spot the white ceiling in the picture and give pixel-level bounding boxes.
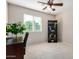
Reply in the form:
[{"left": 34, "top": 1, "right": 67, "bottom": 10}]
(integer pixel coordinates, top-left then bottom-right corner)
[{"left": 7, "top": 0, "right": 72, "bottom": 15}]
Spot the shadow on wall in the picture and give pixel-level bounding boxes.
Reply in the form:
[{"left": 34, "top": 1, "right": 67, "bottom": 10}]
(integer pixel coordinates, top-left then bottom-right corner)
[{"left": 57, "top": 17, "right": 63, "bottom": 42}]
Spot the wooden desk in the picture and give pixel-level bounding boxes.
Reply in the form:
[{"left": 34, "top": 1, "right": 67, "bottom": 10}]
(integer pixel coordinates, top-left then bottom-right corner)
[{"left": 6, "top": 38, "right": 25, "bottom": 59}]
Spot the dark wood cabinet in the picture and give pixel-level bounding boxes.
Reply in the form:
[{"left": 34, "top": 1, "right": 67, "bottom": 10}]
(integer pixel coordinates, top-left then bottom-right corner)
[
  {"left": 6, "top": 33, "right": 29, "bottom": 59},
  {"left": 6, "top": 38, "right": 25, "bottom": 59},
  {"left": 48, "top": 20, "right": 57, "bottom": 42},
  {"left": 6, "top": 44, "right": 25, "bottom": 59}
]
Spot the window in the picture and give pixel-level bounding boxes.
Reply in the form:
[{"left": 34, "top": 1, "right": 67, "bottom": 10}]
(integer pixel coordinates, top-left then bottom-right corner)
[{"left": 24, "top": 14, "right": 42, "bottom": 32}]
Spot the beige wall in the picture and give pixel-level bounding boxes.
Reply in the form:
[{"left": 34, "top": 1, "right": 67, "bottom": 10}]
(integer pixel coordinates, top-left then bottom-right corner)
[
  {"left": 8, "top": 3, "right": 73, "bottom": 46},
  {"left": 56, "top": 7, "right": 73, "bottom": 46},
  {"left": 8, "top": 3, "right": 56, "bottom": 45}
]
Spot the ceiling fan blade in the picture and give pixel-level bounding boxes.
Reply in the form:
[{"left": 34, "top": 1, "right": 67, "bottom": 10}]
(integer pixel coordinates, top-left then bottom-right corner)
[
  {"left": 53, "top": 3, "right": 63, "bottom": 6},
  {"left": 42, "top": 6, "right": 47, "bottom": 10},
  {"left": 38, "top": 1, "right": 47, "bottom": 4}
]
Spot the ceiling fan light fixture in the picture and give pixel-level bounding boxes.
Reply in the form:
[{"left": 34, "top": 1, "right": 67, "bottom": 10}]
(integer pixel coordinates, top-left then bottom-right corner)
[
  {"left": 52, "top": 8, "right": 55, "bottom": 11},
  {"left": 38, "top": 0, "right": 63, "bottom": 11}
]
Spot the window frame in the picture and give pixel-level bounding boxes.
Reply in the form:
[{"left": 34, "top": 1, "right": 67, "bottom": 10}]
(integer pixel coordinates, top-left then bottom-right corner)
[{"left": 24, "top": 14, "right": 42, "bottom": 32}]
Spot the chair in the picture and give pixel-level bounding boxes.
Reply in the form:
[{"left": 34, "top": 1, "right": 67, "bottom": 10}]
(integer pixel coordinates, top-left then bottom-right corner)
[
  {"left": 23, "top": 32, "right": 29, "bottom": 47},
  {"left": 23, "top": 32, "right": 29, "bottom": 54}
]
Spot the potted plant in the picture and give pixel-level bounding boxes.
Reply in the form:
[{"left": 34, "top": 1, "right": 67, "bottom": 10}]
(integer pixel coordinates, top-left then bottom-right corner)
[{"left": 6, "top": 23, "right": 26, "bottom": 40}]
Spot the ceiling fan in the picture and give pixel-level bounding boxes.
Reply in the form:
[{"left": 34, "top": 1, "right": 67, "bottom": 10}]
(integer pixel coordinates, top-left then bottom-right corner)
[{"left": 38, "top": 0, "right": 63, "bottom": 11}]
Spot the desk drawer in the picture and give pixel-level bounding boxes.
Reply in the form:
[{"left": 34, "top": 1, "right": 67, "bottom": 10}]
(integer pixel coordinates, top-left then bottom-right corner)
[
  {"left": 6, "top": 45, "right": 16, "bottom": 55},
  {"left": 6, "top": 44, "right": 25, "bottom": 59},
  {"left": 6, "top": 44, "right": 25, "bottom": 55}
]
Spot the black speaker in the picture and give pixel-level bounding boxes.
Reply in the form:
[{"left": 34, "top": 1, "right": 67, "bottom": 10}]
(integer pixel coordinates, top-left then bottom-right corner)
[{"left": 48, "top": 20, "right": 57, "bottom": 43}]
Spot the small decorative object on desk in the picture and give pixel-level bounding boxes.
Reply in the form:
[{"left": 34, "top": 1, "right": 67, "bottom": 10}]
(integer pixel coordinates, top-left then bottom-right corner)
[{"left": 6, "top": 22, "right": 26, "bottom": 40}]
